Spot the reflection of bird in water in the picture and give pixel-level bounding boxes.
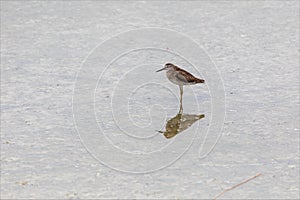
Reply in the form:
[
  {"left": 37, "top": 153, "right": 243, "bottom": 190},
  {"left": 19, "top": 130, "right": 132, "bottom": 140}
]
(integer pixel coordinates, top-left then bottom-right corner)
[
  {"left": 156, "top": 63, "right": 205, "bottom": 113},
  {"left": 159, "top": 112, "right": 205, "bottom": 139}
]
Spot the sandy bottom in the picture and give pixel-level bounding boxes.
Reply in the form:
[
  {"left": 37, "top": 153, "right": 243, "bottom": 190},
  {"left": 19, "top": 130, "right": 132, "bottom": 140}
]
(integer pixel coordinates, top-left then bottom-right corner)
[{"left": 1, "top": 1, "right": 299, "bottom": 199}]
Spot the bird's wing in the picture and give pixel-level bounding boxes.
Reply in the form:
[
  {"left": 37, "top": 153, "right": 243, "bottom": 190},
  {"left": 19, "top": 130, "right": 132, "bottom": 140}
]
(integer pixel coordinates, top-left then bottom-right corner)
[{"left": 175, "top": 70, "right": 195, "bottom": 83}]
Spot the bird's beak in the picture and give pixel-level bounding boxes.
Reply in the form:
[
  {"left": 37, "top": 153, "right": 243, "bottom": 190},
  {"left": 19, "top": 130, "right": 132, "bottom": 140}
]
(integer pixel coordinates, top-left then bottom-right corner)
[{"left": 156, "top": 67, "right": 166, "bottom": 72}]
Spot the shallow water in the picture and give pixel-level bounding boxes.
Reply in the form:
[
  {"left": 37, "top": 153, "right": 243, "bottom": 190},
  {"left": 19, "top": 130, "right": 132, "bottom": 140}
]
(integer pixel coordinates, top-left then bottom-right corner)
[{"left": 1, "top": 1, "right": 299, "bottom": 199}]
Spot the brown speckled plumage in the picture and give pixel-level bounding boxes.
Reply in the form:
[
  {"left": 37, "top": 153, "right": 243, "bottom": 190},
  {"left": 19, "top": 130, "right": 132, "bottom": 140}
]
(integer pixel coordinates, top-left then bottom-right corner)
[
  {"left": 171, "top": 64, "right": 205, "bottom": 84},
  {"left": 156, "top": 63, "right": 205, "bottom": 113},
  {"left": 161, "top": 63, "right": 205, "bottom": 86}
]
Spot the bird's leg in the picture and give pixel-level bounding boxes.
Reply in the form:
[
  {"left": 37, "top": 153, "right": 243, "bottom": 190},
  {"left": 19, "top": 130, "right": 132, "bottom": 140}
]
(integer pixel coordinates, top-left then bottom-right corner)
[{"left": 179, "top": 85, "right": 183, "bottom": 114}]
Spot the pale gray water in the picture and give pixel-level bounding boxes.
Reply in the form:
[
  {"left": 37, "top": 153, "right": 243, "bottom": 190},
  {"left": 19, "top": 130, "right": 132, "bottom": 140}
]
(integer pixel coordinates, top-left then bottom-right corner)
[{"left": 1, "top": 1, "right": 299, "bottom": 199}]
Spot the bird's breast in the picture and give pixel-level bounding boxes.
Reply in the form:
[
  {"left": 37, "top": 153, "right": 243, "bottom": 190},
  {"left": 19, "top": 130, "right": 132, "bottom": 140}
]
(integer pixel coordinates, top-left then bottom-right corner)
[{"left": 166, "top": 70, "right": 182, "bottom": 85}]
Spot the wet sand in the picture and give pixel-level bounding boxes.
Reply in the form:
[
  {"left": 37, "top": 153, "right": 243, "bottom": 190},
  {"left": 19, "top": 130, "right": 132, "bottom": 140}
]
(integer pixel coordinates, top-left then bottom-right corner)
[{"left": 1, "top": 1, "right": 299, "bottom": 199}]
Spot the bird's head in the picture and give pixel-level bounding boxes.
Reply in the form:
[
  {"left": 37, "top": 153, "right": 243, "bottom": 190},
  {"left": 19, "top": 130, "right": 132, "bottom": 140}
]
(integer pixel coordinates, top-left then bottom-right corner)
[{"left": 156, "top": 63, "right": 175, "bottom": 72}]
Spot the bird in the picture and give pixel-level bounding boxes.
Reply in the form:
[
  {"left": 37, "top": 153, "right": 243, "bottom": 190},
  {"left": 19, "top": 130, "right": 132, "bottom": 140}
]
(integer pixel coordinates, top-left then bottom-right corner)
[{"left": 156, "top": 63, "right": 205, "bottom": 113}]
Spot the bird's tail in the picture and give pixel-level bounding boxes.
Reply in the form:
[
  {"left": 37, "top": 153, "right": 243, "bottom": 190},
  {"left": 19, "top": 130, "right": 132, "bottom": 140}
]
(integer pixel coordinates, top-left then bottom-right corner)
[{"left": 196, "top": 78, "right": 205, "bottom": 83}]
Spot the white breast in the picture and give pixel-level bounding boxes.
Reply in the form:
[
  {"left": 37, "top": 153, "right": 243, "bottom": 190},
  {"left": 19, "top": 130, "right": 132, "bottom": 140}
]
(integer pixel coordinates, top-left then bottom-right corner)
[{"left": 166, "top": 69, "right": 182, "bottom": 86}]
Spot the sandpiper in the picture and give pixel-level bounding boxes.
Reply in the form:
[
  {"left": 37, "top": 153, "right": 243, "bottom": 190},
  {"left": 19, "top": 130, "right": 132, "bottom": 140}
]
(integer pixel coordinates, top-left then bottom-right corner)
[{"left": 156, "top": 63, "right": 205, "bottom": 113}]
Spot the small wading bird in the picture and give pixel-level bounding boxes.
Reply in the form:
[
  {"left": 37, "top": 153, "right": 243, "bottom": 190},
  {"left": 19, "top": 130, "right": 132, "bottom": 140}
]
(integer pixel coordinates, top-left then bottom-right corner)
[{"left": 156, "top": 63, "right": 205, "bottom": 113}]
